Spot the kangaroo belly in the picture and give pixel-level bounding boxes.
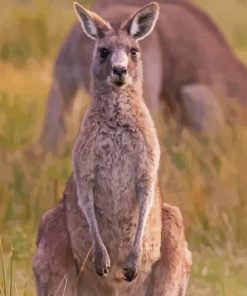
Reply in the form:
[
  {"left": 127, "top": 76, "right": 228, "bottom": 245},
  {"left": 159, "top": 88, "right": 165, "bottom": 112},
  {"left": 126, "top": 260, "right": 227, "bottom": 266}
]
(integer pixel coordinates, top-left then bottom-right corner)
[{"left": 94, "top": 152, "right": 139, "bottom": 262}]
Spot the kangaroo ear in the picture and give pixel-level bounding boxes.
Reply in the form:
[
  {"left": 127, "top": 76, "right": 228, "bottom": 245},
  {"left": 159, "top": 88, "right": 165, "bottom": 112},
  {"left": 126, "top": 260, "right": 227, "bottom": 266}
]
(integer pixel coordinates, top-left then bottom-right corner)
[
  {"left": 121, "top": 2, "right": 159, "bottom": 41},
  {"left": 73, "top": 2, "right": 112, "bottom": 40}
]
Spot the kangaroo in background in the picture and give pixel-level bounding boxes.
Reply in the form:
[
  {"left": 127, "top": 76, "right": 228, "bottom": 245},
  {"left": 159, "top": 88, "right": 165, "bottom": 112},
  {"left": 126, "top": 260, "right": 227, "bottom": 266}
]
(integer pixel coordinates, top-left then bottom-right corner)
[
  {"left": 38, "top": 0, "right": 247, "bottom": 153},
  {"left": 33, "top": 2, "right": 192, "bottom": 295}
]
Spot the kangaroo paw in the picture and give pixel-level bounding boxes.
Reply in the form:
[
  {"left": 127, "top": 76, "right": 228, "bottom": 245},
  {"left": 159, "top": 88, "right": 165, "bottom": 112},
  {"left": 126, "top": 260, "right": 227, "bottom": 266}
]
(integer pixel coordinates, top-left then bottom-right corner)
[
  {"left": 94, "top": 246, "right": 111, "bottom": 278},
  {"left": 122, "top": 250, "right": 140, "bottom": 282}
]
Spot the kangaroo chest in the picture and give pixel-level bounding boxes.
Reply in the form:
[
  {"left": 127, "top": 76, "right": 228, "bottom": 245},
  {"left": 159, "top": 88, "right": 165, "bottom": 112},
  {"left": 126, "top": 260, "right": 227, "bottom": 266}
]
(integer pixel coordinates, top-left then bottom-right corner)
[{"left": 93, "top": 123, "right": 143, "bottom": 213}]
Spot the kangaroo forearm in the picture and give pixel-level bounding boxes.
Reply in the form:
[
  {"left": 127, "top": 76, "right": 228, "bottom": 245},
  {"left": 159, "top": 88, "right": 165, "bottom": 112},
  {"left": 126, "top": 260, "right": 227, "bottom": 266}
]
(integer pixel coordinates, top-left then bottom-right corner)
[
  {"left": 75, "top": 178, "right": 104, "bottom": 247},
  {"left": 134, "top": 197, "right": 152, "bottom": 249},
  {"left": 133, "top": 179, "right": 154, "bottom": 250}
]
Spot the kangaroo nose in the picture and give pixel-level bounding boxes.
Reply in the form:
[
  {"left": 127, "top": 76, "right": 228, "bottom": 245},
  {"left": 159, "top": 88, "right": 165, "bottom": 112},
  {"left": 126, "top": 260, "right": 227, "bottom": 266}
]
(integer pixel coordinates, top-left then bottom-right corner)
[{"left": 112, "top": 66, "right": 127, "bottom": 76}]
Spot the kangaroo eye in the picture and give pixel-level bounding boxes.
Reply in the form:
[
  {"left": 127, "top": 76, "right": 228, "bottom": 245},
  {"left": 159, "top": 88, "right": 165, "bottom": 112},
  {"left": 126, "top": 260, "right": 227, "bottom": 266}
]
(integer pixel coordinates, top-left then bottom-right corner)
[
  {"left": 99, "top": 48, "right": 110, "bottom": 59},
  {"left": 130, "top": 48, "right": 138, "bottom": 57}
]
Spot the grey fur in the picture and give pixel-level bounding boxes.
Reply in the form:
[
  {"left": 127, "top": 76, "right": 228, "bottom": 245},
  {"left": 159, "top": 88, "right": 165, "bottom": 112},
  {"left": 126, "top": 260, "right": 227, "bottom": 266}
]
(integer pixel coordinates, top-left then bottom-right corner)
[
  {"left": 72, "top": 1, "right": 160, "bottom": 281},
  {"left": 179, "top": 84, "right": 225, "bottom": 133},
  {"left": 33, "top": 176, "right": 192, "bottom": 295}
]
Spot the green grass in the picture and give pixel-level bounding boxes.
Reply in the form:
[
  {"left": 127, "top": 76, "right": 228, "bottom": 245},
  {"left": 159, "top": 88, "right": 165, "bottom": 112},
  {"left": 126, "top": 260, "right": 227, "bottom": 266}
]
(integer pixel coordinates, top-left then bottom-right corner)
[{"left": 0, "top": 0, "right": 247, "bottom": 295}]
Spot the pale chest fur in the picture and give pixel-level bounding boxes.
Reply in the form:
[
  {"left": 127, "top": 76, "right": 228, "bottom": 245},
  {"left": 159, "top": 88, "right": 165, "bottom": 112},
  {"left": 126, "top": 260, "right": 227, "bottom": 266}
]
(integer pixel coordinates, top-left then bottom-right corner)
[
  {"left": 73, "top": 94, "right": 160, "bottom": 261},
  {"left": 94, "top": 126, "right": 139, "bottom": 215}
]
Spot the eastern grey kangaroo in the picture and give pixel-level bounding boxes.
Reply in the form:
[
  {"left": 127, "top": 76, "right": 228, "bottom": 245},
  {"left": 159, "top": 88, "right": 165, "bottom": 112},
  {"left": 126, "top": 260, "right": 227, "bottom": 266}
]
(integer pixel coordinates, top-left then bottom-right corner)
[{"left": 33, "top": 2, "right": 191, "bottom": 295}]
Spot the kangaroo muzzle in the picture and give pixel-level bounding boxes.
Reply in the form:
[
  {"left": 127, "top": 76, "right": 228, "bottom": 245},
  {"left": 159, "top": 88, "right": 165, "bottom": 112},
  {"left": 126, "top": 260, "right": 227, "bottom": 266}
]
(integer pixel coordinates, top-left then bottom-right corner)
[{"left": 110, "top": 50, "right": 129, "bottom": 87}]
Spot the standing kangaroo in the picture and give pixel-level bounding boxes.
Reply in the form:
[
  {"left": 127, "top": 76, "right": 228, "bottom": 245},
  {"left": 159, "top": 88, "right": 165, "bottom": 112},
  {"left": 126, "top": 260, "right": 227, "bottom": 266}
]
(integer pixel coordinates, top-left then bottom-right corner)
[
  {"left": 33, "top": 2, "right": 192, "bottom": 295},
  {"left": 38, "top": 0, "right": 247, "bottom": 153}
]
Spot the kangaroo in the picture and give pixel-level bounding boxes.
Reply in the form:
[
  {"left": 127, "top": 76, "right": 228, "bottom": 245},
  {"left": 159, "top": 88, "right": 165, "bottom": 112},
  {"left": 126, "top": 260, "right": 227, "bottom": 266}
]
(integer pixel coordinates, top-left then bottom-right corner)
[
  {"left": 38, "top": 0, "right": 247, "bottom": 153},
  {"left": 33, "top": 2, "right": 192, "bottom": 295},
  {"left": 72, "top": 0, "right": 162, "bottom": 282}
]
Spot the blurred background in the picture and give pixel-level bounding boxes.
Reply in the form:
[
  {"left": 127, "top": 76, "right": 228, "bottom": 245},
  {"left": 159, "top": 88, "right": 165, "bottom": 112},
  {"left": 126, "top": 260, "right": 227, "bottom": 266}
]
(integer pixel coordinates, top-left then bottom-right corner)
[{"left": 0, "top": 0, "right": 247, "bottom": 295}]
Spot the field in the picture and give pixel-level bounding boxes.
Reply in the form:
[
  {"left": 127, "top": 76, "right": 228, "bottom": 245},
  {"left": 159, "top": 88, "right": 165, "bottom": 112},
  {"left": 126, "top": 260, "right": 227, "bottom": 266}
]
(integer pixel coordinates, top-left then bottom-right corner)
[{"left": 0, "top": 0, "right": 247, "bottom": 295}]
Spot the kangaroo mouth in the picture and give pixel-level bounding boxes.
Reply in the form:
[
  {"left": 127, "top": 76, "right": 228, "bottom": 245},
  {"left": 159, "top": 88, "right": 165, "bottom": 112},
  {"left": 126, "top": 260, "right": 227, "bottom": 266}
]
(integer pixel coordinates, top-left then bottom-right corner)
[
  {"left": 111, "top": 75, "right": 127, "bottom": 87},
  {"left": 107, "top": 75, "right": 130, "bottom": 88},
  {"left": 114, "top": 80, "right": 125, "bottom": 87}
]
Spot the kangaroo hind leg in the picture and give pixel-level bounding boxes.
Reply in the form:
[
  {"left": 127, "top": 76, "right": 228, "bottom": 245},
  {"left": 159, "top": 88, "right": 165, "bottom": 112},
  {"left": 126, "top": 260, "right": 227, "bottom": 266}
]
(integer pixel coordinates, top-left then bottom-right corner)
[{"left": 146, "top": 203, "right": 192, "bottom": 296}]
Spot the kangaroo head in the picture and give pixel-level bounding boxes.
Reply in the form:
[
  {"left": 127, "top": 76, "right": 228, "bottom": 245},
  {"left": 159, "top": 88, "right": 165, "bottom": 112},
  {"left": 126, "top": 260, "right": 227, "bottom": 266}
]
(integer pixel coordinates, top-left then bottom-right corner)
[{"left": 74, "top": 2, "right": 159, "bottom": 90}]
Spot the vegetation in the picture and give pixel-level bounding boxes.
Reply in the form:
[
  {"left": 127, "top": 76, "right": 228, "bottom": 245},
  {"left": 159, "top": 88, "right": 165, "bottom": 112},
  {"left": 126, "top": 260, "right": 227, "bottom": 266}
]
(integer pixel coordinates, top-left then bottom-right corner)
[{"left": 0, "top": 0, "right": 247, "bottom": 295}]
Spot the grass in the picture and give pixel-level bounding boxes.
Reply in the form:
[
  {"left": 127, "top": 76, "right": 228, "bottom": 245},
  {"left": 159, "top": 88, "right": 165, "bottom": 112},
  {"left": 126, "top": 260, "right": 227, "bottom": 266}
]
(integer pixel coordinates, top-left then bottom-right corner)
[{"left": 0, "top": 0, "right": 247, "bottom": 295}]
